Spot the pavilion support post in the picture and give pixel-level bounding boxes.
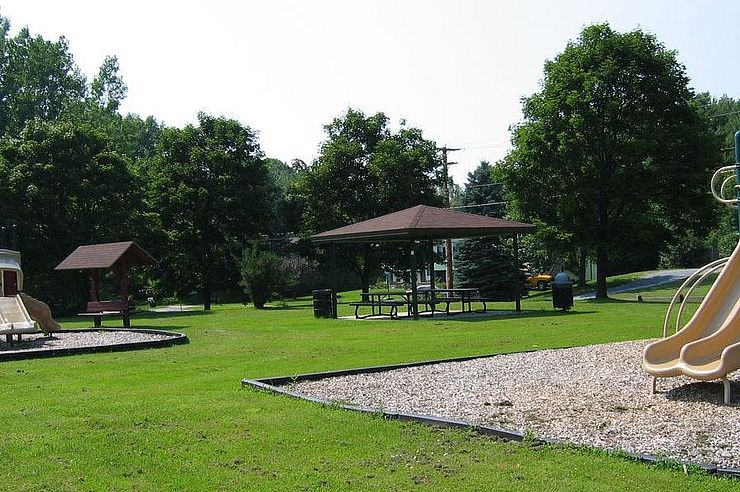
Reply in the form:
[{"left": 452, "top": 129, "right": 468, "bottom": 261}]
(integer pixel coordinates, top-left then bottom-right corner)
[
  {"left": 513, "top": 233, "right": 521, "bottom": 312},
  {"left": 409, "top": 242, "right": 419, "bottom": 320},
  {"left": 329, "top": 245, "right": 338, "bottom": 319},
  {"left": 428, "top": 241, "right": 436, "bottom": 291},
  {"left": 445, "top": 238, "right": 454, "bottom": 289}
]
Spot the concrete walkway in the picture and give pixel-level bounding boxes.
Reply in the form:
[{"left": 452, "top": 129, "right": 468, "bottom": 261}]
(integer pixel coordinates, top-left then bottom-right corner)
[{"left": 574, "top": 268, "right": 698, "bottom": 300}]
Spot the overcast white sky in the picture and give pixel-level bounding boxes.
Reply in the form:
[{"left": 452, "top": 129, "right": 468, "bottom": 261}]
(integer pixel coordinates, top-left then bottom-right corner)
[{"left": 2, "top": 1, "right": 739, "bottom": 183}]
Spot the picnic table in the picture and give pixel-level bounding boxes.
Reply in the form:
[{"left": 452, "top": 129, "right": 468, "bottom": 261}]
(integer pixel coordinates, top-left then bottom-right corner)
[
  {"left": 410, "top": 288, "right": 489, "bottom": 315},
  {"left": 349, "top": 292, "right": 407, "bottom": 319},
  {"left": 349, "top": 288, "right": 491, "bottom": 319}
]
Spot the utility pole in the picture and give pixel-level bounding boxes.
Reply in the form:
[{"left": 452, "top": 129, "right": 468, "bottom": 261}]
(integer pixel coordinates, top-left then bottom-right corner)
[{"left": 437, "top": 145, "right": 460, "bottom": 289}]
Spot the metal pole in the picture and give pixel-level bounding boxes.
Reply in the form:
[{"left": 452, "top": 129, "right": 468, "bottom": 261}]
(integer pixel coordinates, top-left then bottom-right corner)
[{"left": 735, "top": 131, "right": 740, "bottom": 233}]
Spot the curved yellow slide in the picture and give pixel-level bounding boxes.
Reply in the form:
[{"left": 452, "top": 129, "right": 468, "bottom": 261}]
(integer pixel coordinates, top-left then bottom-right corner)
[{"left": 643, "top": 240, "right": 740, "bottom": 403}]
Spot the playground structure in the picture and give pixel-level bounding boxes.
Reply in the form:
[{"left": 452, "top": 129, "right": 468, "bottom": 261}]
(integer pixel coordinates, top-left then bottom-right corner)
[
  {"left": 55, "top": 241, "right": 157, "bottom": 328},
  {"left": 643, "top": 131, "right": 740, "bottom": 404},
  {"left": 0, "top": 248, "right": 62, "bottom": 343}
]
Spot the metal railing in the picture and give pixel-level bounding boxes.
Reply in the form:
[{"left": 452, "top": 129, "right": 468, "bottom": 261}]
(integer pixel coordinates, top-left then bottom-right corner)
[{"left": 711, "top": 164, "right": 739, "bottom": 208}]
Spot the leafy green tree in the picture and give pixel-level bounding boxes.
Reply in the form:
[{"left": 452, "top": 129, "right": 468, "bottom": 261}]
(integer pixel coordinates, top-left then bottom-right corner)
[
  {"left": 502, "top": 23, "right": 718, "bottom": 298},
  {"left": 147, "top": 113, "right": 275, "bottom": 310},
  {"left": 90, "top": 55, "right": 127, "bottom": 112},
  {"left": 695, "top": 92, "right": 740, "bottom": 255},
  {"left": 0, "top": 16, "right": 86, "bottom": 137},
  {"left": 293, "top": 108, "right": 441, "bottom": 292},
  {"left": 0, "top": 120, "right": 144, "bottom": 312}
]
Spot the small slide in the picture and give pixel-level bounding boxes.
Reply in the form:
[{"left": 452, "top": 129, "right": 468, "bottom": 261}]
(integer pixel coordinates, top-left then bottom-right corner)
[
  {"left": 0, "top": 294, "right": 38, "bottom": 339},
  {"left": 643, "top": 240, "right": 740, "bottom": 402},
  {"left": 19, "top": 293, "right": 61, "bottom": 333}
]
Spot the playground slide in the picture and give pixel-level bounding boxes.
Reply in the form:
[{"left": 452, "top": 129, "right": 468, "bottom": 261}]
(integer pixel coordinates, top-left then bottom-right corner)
[
  {"left": 20, "top": 293, "right": 61, "bottom": 333},
  {"left": 0, "top": 294, "right": 38, "bottom": 335},
  {"left": 643, "top": 240, "right": 740, "bottom": 381}
]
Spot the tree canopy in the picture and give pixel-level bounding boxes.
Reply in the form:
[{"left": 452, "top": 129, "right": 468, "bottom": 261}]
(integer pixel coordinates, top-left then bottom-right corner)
[
  {"left": 502, "top": 23, "right": 718, "bottom": 298},
  {"left": 0, "top": 120, "right": 144, "bottom": 311},
  {"left": 292, "top": 108, "right": 442, "bottom": 291},
  {"left": 146, "top": 113, "right": 275, "bottom": 310}
]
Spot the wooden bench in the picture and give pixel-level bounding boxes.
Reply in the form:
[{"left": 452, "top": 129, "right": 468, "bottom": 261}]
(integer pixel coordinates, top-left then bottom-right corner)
[{"left": 80, "top": 300, "right": 135, "bottom": 328}]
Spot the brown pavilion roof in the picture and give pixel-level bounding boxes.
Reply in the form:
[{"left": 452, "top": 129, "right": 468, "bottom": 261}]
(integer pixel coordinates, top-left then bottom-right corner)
[
  {"left": 55, "top": 241, "right": 158, "bottom": 271},
  {"left": 311, "top": 205, "right": 535, "bottom": 243}
]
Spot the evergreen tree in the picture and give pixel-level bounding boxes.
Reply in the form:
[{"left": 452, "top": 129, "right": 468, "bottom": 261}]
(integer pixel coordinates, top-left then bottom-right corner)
[{"left": 454, "top": 162, "right": 522, "bottom": 298}]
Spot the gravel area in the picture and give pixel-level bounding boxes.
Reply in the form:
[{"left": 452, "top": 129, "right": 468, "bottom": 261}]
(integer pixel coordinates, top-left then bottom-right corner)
[
  {"left": 292, "top": 340, "right": 740, "bottom": 469},
  {"left": 0, "top": 330, "right": 179, "bottom": 354}
]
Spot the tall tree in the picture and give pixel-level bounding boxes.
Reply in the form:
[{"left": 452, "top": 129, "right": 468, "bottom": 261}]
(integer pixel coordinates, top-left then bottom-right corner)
[
  {"left": 502, "top": 23, "right": 718, "bottom": 298},
  {"left": 147, "top": 113, "right": 274, "bottom": 310},
  {"left": 293, "top": 108, "right": 441, "bottom": 292},
  {"left": 0, "top": 16, "right": 86, "bottom": 137},
  {"left": 695, "top": 92, "right": 740, "bottom": 256}
]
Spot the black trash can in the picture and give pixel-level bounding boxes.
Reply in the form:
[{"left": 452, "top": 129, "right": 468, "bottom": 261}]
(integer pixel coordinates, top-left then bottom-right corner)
[
  {"left": 312, "top": 289, "right": 337, "bottom": 318},
  {"left": 551, "top": 272, "right": 573, "bottom": 311}
]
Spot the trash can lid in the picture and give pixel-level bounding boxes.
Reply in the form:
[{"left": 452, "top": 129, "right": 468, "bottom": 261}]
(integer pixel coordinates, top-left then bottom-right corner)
[{"left": 553, "top": 272, "right": 571, "bottom": 285}]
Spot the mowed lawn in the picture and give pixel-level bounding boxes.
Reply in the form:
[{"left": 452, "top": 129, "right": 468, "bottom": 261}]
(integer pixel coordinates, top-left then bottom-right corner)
[{"left": 0, "top": 290, "right": 735, "bottom": 490}]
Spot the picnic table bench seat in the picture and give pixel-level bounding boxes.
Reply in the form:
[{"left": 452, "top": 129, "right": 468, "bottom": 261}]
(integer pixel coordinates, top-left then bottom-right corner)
[{"left": 80, "top": 300, "right": 135, "bottom": 328}]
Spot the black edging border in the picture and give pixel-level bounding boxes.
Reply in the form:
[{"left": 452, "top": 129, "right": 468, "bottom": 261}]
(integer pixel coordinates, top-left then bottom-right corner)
[
  {"left": 241, "top": 350, "right": 740, "bottom": 479},
  {"left": 0, "top": 328, "right": 189, "bottom": 361}
]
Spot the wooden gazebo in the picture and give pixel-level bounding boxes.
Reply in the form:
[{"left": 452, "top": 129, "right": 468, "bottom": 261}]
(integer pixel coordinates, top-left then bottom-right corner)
[
  {"left": 311, "top": 205, "right": 535, "bottom": 319},
  {"left": 55, "top": 241, "right": 157, "bottom": 327}
]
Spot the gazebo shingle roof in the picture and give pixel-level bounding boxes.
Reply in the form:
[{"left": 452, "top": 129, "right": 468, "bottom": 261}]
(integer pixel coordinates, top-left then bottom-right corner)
[
  {"left": 311, "top": 205, "right": 535, "bottom": 243},
  {"left": 55, "top": 241, "right": 157, "bottom": 270}
]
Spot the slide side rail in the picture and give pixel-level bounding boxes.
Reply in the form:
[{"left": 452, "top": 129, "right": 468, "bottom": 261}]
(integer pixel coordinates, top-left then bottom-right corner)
[{"left": 663, "top": 257, "right": 729, "bottom": 338}]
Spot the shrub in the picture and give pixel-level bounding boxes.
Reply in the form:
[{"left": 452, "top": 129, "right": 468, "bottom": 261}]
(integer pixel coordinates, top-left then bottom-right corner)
[{"left": 239, "top": 247, "right": 282, "bottom": 308}]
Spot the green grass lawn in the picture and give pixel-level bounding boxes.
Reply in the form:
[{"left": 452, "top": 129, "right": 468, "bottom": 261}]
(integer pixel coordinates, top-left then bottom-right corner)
[{"left": 0, "top": 286, "right": 736, "bottom": 490}]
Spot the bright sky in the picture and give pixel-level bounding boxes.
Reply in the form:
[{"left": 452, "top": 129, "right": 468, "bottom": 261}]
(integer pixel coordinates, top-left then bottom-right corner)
[{"left": 2, "top": 1, "right": 739, "bottom": 183}]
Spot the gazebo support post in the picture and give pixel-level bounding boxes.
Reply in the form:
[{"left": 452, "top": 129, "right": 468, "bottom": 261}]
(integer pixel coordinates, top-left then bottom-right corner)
[
  {"left": 513, "top": 233, "right": 521, "bottom": 312},
  {"left": 112, "top": 260, "right": 131, "bottom": 328},
  {"left": 89, "top": 270, "right": 101, "bottom": 303},
  {"left": 409, "top": 242, "right": 419, "bottom": 320}
]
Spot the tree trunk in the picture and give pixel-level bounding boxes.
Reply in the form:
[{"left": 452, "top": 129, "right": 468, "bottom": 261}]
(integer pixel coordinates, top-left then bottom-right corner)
[
  {"left": 360, "top": 271, "right": 370, "bottom": 294},
  {"left": 360, "top": 245, "right": 372, "bottom": 294},
  {"left": 203, "top": 286, "right": 212, "bottom": 311},
  {"left": 578, "top": 247, "right": 587, "bottom": 287},
  {"left": 595, "top": 243, "right": 609, "bottom": 299}
]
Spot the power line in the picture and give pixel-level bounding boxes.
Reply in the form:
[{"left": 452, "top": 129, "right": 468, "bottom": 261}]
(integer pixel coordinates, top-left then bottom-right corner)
[
  {"left": 709, "top": 109, "right": 740, "bottom": 118},
  {"left": 451, "top": 201, "right": 508, "bottom": 210}
]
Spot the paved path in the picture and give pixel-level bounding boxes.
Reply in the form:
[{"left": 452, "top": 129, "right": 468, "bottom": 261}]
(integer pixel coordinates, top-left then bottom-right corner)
[
  {"left": 574, "top": 268, "right": 698, "bottom": 300},
  {"left": 150, "top": 304, "right": 201, "bottom": 313}
]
